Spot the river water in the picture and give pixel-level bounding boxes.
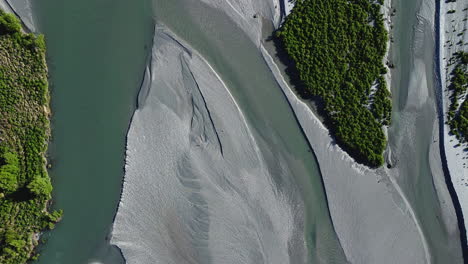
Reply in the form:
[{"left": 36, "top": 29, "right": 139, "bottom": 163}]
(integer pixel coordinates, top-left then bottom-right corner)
[
  {"left": 112, "top": 0, "right": 348, "bottom": 262},
  {"left": 28, "top": 0, "right": 464, "bottom": 263},
  {"left": 31, "top": 0, "right": 153, "bottom": 263},
  {"left": 154, "top": 0, "right": 349, "bottom": 261},
  {"left": 32, "top": 0, "right": 346, "bottom": 263},
  {"left": 389, "top": 0, "right": 463, "bottom": 261}
]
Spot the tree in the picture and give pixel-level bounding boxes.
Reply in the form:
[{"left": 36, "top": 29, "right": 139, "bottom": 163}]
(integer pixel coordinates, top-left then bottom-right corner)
[
  {"left": 0, "top": 170, "right": 17, "bottom": 193},
  {"left": 0, "top": 12, "right": 21, "bottom": 34},
  {"left": 27, "top": 176, "right": 52, "bottom": 197},
  {"left": 275, "top": 0, "right": 390, "bottom": 167},
  {"left": 0, "top": 152, "right": 19, "bottom": 193}
]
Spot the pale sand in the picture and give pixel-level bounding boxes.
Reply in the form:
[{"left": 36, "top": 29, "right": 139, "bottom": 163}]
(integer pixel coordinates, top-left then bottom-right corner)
[
  {"left": 0, "top": 0, "right": 14, "bottom": 15},
  {"left": 439, "top": 0, "right": 468, "bottom": 248},
  {"left": 195, "top": 0, "right": 281, "bottom": 45},
  {"left": 0, "top": 0, "right": 36, "bottom": 32},
  {"left": 111, "top": 25, "right": 310, "bottom": 264},
  {"left": 261, "top": 45, "right": 428, "bottom": 264}
]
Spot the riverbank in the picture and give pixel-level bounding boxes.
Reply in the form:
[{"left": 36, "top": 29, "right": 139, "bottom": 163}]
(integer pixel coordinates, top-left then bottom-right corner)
[
  {"left": 29, "top": 0, "right": 153, "bottom": 262},
  {"left": 275, "top": 0, "right": 391, "bottom": 167},
  {"left": 0, "top": 9, "right": 60, "bottom": 264},
  {"left": 0, "top": 0, "right": 35, "bottom": 32},
  {"left": 438, "top": 0, "right": 468, "bottom": 253}
]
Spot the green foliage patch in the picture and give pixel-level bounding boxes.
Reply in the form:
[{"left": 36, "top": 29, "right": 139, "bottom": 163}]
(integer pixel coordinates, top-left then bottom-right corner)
[
  {"left": 448, "top": 51, "right": 468, "bottom": 142},
  {"left": 0, "top": 10, "right": 61, "bottom": 263},
  {"left": 276, "top": 0, "right": 391, "bottom": 167}
]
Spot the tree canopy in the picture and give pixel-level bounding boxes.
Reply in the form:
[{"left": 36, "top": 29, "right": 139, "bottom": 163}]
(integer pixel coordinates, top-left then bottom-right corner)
[
  {"left": 448, "top": 51, "right": 468, "bottom": 143},
  {"left": 0, "top": 151, "right": 19, "bottom": 193},
  {"left": 276, "top": 0, "right": 391, "bottom": 167},
  {"left": 0, "top": 12, "right": 21, "bottom": 34},
  {"left": 27, "top": 176, "right": 52, "bottom": 197}
]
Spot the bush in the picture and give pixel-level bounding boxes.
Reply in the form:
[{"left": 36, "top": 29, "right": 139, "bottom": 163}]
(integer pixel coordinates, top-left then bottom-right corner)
[
  {"left": 0, "top": 11, "right": 21, "bottom": 34},
  {"left": 276, "top": 0, "right": 390, "bottom": 167},
  {"left": 0, "top": 170, "right": 18, "bottom": 193},
  {"left": 0, "top": 151, "right": 19, "bottom": 193},
  {"left": 448, "top": 52, "right": 468, "bottom": 143},
  {"left": 27, "top": 176, "right": 53, "bottom": 197}
]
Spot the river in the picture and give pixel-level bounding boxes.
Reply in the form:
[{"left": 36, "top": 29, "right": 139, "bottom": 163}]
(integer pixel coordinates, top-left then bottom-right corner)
[
  {"left": 112, "top": 0, "right": 348, "bottom": 263},
  {"left": 389, "top": 0, "right": 464, "bottom": 261},
  {"left": 31, "top": 0, "right": 153, "bottom": 263},
  {"left": 28, "top": 0, "right": 465, "bottom": 263},
  {"left": 31, "top": 0, "right": 346, "bottom": 262}
]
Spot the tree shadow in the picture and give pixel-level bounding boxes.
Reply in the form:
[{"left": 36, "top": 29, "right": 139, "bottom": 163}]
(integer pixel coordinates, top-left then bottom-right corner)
[
  {"left": 8, "top": 187, "right": 33, "bottom": 202},
  {"left": 267, "top": 31, "right": 329, "bottom": 120}
]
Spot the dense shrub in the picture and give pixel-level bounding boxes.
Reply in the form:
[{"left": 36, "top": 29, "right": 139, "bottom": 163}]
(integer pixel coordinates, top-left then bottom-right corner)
[
  {"left": 27, "top": 176, "right": 53, "bottom": 197},
  {"left": 448, "top": 52, "right": 468, "bottom": 142},
  {"left": 276, "top": 0, "right": 391, "bottom": 167},
  {"left": 0, "top": 151, "right": 19, "bottom": 193},
  {"left": 0, "top": 11, "right": 21, "bottom": 34},
  {"left": 0, "top": 9, "right": 59, "bottom": 264}
]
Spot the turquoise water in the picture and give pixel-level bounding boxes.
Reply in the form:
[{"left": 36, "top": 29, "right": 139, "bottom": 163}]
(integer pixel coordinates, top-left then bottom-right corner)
[
  {"left": 32, "top": 0, "right": 153, "bottom": 263},
  {"left": 32, "top": 0, "right": 347, "bottom": 262}
]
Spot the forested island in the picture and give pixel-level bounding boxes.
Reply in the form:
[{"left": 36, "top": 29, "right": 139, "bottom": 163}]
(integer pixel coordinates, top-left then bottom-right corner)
[
  {"left": 276, "top": 0, "right": 391, "bottom": 167},
  {"left": 447, "top": 51, "right": 468, "bottom": 144},
  {"left": 0, "top": 10, "right": 61, "bottom": 263}
]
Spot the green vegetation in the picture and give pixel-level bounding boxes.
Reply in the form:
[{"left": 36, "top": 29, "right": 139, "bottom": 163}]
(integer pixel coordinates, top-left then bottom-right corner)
[
  {"left": 0, "top": 10, "right": 61, "bottom": 263},
  {"left": 276, "top": 0, "right": 391, "bottom": 167},
  {"left": 447, "top": 51, "right": 468, "bottom": 143}
]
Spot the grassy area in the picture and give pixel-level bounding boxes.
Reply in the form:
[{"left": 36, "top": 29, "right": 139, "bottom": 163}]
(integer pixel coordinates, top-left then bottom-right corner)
[
  {"left": 447, "top": 51, "right": 468, "bottom": 143},
  {"left": 275, "top": 0, "right": 390, "bottom": 167},
  {"left": 0, "top": 10, "right": 61, "bottom": 263}
]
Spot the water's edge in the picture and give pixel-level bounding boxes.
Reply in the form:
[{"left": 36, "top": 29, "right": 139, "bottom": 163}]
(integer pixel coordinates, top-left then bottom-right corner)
[{"left": 434, "top": 0, "right": 468, "bottom": 259}]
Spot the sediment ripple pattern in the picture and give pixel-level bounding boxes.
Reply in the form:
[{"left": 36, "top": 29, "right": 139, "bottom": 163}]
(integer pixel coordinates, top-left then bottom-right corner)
[{"left": 111, "top": 26, "right": 307, "bottom": 264}]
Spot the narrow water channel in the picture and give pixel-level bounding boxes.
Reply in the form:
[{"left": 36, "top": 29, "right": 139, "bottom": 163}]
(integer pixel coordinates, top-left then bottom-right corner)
[
  {"left": 32, "top": 0, "right": 153, "bottom": 263},
  {"left": 389, "top": 0, "right": 463, "bottom": 261},
  {"left": 116, "top": 0, "right": 345, "bottom": 263}
]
